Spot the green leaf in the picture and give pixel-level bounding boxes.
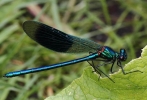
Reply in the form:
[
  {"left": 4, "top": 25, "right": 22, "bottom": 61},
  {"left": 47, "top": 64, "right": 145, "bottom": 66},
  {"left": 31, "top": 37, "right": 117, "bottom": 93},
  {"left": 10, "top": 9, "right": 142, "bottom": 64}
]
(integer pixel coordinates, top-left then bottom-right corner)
[
  {"left": 141, "top": 45, "right": 147, "bottom": 57},
  {"left": 46, "top": 45, "right": 147, "bottom": 100}
]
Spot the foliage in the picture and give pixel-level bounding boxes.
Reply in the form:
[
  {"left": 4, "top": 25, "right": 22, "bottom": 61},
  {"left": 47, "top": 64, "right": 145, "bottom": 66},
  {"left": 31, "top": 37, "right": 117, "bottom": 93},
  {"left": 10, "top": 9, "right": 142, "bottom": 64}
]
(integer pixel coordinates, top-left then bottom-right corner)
[{"left": 46, "top": 45, "right": 147, "bottom": 100}]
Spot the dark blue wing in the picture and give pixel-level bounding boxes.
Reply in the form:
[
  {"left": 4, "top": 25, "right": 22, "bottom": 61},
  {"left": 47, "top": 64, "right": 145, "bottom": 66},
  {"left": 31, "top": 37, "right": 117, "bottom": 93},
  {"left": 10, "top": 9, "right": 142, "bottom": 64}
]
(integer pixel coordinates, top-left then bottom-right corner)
[{"left": 23, "top": 21, "right": 102, "bottom": 53}]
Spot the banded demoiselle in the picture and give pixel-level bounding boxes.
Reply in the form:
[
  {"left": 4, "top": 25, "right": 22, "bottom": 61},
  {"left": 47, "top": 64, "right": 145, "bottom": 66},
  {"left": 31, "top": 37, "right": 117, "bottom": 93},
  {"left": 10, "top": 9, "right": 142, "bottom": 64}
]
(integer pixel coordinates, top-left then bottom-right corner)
[{"left": 4, "top": 21, "right": 142, "bottom": 82}]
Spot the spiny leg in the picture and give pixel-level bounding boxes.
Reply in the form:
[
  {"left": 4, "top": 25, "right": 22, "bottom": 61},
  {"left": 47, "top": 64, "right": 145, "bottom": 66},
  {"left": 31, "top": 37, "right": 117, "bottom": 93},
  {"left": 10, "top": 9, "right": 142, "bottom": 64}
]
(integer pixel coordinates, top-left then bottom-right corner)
[
  {"left": 88, "top": 52, "right": 97, "bottom": 73},
  {"left": 87, "top": 60, "right": 115, "bottom": 83},
  {"left": 87, "top": 60, "right": 100, "bottom": 74},
  {"left": 94, "top": 66, "right": 115, "bottom": 83},
  {"left": 87, "top": 59, "right": 109, "bottom": 74},
  {"left": 93, "top": 60, "right": 114, "bottom": 74},
  {"left": 94, "top": 61, "right": 115, "bottom": 82},
  {"left": 117, "top": 61, "right": 143, "bottom": 75},
  {"left": 87, "top": 52, "right": 107, "bottom": 73},
  {"left": 110, "top": 60, "right": 116, "bottom": 73}
]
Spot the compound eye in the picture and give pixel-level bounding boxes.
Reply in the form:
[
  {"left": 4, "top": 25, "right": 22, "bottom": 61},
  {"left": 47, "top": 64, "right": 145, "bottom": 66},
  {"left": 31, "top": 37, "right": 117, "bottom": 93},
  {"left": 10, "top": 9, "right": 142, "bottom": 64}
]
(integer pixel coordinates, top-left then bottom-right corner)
[{"left": 120, "top": 49, "right": 127, "bottom": 61}]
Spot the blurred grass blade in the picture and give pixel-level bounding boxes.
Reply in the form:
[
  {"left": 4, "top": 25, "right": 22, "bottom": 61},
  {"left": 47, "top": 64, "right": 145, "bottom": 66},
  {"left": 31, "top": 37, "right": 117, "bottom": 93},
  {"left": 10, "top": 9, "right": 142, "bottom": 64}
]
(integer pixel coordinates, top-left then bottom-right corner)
[
  {"left": 0, "top": 34, "right": 26, "bottom": 76},
  {"left": 0, "top": 24, "right": 18, "bottom": 44}
]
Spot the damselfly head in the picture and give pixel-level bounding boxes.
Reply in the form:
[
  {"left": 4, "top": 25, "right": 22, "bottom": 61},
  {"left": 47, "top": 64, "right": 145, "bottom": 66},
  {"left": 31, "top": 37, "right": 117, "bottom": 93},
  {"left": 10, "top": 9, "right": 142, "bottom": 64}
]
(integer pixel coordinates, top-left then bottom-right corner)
[{"left": 119, "top": 49, "right": 127, "bottom": 61}]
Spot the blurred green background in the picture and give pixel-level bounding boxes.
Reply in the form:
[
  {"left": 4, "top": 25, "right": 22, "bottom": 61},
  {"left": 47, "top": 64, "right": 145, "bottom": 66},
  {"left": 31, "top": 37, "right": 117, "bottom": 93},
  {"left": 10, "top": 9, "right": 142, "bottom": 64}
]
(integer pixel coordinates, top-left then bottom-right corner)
[{"left": 0, "top": 0, "right": 147, "bottom": 100}]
